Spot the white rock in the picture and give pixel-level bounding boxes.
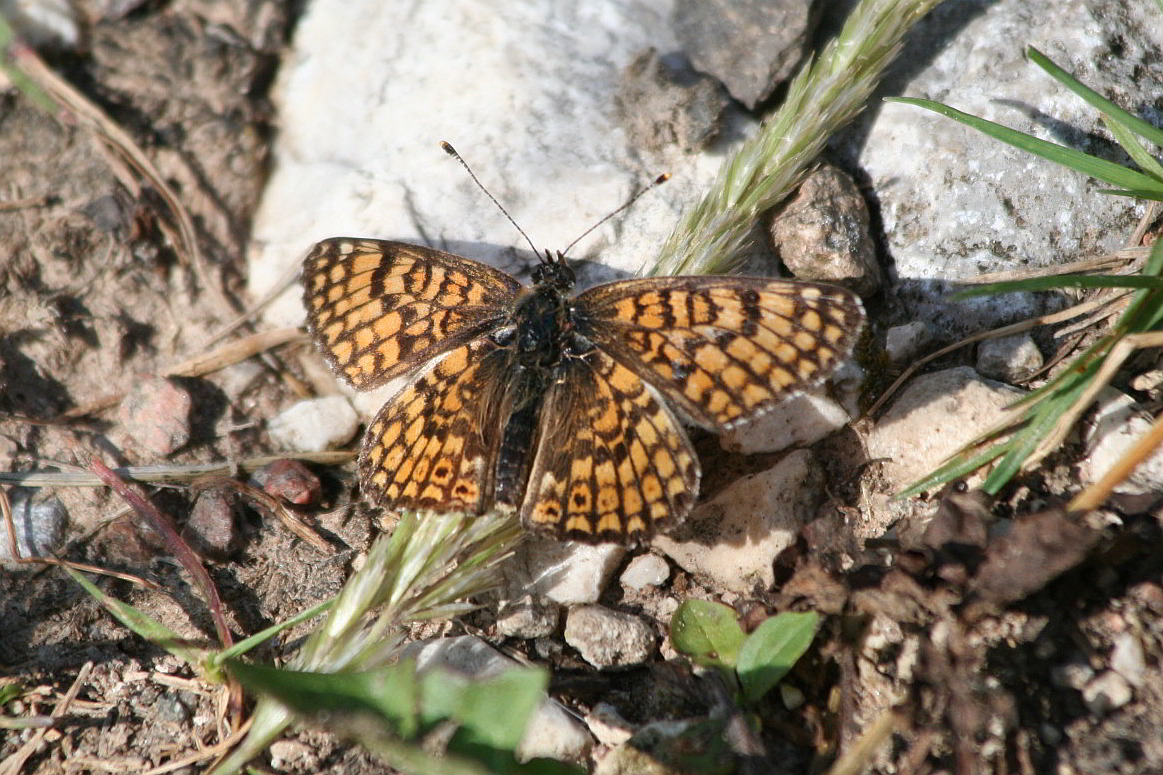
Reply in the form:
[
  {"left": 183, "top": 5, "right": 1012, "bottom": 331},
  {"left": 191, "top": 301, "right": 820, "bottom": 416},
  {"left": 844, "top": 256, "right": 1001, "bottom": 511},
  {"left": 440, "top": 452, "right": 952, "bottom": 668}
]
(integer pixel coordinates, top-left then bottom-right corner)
[
  {"left": 865, "top": 367, "right": 1025, "bottom": 491},
  {"left": 268, "top": 740, "right": 314, "bottom": 770},
  {"left": 837, "top": 0, "right": 1158, "bottom": 337},
  {"left": 504, "top": 538, "right": 625, "bottom": 605},
  {"left": 249, "top": 0, "right": 748, "bottom": 331},
  {"left": 620, "top": 554, "right": 670, "bottom": 590},
  {"left": 564, "top": 605, "right": 656, "bottom": 668},
  {"left": 1079, "top": 391, "right": 1163, "bottom": 505},
  {"left": 885, "top": 321, "right": 932, "bottom": 364},
  {"left": 585, "top": 702, "right": 634, "bottom": 747},
  {"left": 976, "top": 333, "right": 1043, "bottom": 383},
  {"left": 1110, "top": 631, "right": 1146, "bottom": 688},
  {"left": 653, "top": 449, "right": 823, "bottom": 593},
  {"left": 496, "top": 596, "right": 561, "bottom": 639},
  {"left": 268, "top": 396, "right": 359, "bottom": 452},
  {"left": 401, "top": 635, "right": 593, "bottom": 762},
  {"left": 1082, "top": 670, "right": 1133, "bottom": 715},
  {"left": 719, "top": 391, "right": 851, "bottom": 454}
]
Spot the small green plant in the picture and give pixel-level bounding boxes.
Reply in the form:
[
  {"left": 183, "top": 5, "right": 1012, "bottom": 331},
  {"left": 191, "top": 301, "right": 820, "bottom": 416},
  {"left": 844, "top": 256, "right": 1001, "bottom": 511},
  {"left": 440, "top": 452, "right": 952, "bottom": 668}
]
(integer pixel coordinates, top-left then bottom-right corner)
[
  {"left": 670, "top": 600, "right": 819, "bottom": 705},
  {"left": 227, "top": 658, "right": 579, "bottom": 775},
  {"left": 893, "top": 43, "right": 1163, "bottom": 497}
]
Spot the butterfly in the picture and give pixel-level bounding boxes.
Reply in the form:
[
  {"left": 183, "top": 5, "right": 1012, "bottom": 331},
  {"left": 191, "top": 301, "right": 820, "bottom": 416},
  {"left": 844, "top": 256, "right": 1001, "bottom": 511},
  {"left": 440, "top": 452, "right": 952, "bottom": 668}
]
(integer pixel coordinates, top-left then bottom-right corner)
[{"left": 302, "top": 238, "right": 864, "bottom": 543}]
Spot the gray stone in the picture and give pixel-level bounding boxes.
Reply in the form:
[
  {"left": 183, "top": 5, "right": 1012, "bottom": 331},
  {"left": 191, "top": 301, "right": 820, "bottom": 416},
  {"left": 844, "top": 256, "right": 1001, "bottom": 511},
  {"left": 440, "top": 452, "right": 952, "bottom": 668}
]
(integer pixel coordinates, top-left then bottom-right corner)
[
  {"left": 885, "top": 321, "right": 933, "bottom": 364},
  {"left": 564, "top": 605, "right": 656, "bottom": 668},
  {"left": 1079, "top": 392, "right": 1163, "bottom": 508},
  {"left": 654, "top": 449, "right": 823, "bottom": 593},
  {"left": 1, "top": 491, "right": 66, "bottom": 560},
  {"left": 615, "top": 48, "right": 730, "bottom": 154},
  {"left": 674, "top": 0, "right": 815, "bottom": 108},
  {"left": 249, "top": 0, "right": 735, "bottom": 332},
  {"left": 865, "top": 367, "right": 1025, "bottom": 491},
  {"left": 837, "top": 0, "right": 1160, "bottom": 337},
  {"left": 770, "top": 162, "right": 881, "bottom": 297},
  {"left": 719, "top": 391, "right": 851, "bottom": 455},
  {"left": 504, "top": 539, "right": 624, "bottom": 605},
  {"left": 976, "top": 333, "right": 1043, "bottom": 383},
  {"left": 496, "top": 595, "right": 560, "bottom": 639}
]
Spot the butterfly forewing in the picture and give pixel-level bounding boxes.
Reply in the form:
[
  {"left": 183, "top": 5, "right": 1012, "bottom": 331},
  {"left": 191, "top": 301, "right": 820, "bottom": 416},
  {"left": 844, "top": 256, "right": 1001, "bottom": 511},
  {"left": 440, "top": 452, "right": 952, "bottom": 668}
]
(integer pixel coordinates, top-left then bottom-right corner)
[
  {"left": 522, "top": 348, "right": 699, "bottom": 542},
  {"left": 302, "top": 238, "right": 521, "bottom": 390},
  {"left": 572, "top": 277, "right": 865, "bottom": 430},
  {"left": 359, "top": 339, "right": 517, "bottom": 512}
]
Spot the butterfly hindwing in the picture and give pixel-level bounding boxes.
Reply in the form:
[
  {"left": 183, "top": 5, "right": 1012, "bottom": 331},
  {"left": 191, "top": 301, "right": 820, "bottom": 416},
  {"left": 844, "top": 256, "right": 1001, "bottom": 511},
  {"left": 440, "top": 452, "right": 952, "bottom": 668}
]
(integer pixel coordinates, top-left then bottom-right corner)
[
  {"left": 521, "top": 348, "right": 699, "bottom": 542},
  {"left": 359, "top": 339, "right": 517, "bottom": 512},
  {"left": 302, "top": 238, "right": 522, "bottom": 390},
  {"left": 572, "top": 276, "right": 865, "bottom": 430}
]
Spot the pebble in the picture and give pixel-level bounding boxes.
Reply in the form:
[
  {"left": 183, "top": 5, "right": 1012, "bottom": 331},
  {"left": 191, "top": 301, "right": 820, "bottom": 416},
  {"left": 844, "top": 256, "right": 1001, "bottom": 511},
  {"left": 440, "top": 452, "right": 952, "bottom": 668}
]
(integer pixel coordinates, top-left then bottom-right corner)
[
  {"left": 976, "top": 333, "right": 1043, "bottom": 383},
  {"left": 885, "top": 321, "right": 933, "bottom": 364},
  {"left": 719, "top": 391, "right": 851, "bottom": 455},
  {"left": 620, "top": 554, "right": 670, "bottom": 591},
  {"left": 654, "top": 449, "right": 823, "bottom": 593},
  {"left": 770, "top": 161, "right": 882, "bottom": 297},
  {"left": 503, "top": 539, "right": 624, "bottom": 605},
  {"left": 585, "top": 702, "right": 634, "bottom": 747},
  {"left": 1079, "top": 391, "right": 1163, "bottom": 508},
  {"left": 674, "top": 0, "right": 814, "bottom": 108},
  {"left": 615, "top": 48, "right": 730, "bottom": 154},
  {"left": 268, "top": 740, "right": 314, "bottom": 769},
  {"left": 1, "top": 491, "right": 67, "bottom": 561},
  {"left": 250, "top": 459, "right": 322, "bottom": 506},
  {"left": 564, "top": 605, "right": 656, "bottom": 669},
  {"left": 1110, "top": 631, "right": 1146, "bottom": 688},
  {"left": 184, "top": 489, "right": 237, "bottom": 558},
  {"left": 495, "top": 595, "right": 560, "bottom": 639},
  {"left": 1082, "top": 670, "right": 1133, "bottom": 715},
  {"left": 267, "top": 396, "right": 359, "bottom": 452},
  {"left": 865, "top": 367, "right": 1025, "bottom": 491},
  {"left": 118, "top": 376, "right": 193, "bottom": 457}
]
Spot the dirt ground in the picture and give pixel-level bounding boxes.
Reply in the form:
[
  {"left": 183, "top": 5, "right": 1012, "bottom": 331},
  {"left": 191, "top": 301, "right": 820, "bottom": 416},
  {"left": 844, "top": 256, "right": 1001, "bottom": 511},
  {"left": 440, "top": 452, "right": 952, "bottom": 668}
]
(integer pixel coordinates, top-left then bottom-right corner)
[{"left": 2, "top": 3, "right": 1162, "bottom": 775}]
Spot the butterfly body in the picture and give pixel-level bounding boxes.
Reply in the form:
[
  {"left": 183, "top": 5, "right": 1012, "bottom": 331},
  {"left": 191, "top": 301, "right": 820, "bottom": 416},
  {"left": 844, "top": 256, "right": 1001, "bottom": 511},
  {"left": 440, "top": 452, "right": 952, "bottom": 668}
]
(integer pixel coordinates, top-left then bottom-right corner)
[{"left": 303, "top": 238, "right": 864, "bottom": 543}]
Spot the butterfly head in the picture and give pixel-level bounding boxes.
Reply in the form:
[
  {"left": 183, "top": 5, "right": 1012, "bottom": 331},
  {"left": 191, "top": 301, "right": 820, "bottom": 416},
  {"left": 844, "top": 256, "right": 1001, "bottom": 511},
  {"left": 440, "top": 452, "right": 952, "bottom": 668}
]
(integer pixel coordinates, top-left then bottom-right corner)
[{"left": 531, "top": 249, "right": 576, "bottom": 292}]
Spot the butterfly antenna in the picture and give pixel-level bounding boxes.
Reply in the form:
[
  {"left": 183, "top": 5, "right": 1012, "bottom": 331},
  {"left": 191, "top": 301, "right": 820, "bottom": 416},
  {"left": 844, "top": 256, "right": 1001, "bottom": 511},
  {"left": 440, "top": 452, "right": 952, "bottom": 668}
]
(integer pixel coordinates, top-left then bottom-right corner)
[
  {"left": 561, "top": 172, "right": 670, "bottom": 258},
  {"left": 440, "top": 141, "right": 541, "bottom": 259}
]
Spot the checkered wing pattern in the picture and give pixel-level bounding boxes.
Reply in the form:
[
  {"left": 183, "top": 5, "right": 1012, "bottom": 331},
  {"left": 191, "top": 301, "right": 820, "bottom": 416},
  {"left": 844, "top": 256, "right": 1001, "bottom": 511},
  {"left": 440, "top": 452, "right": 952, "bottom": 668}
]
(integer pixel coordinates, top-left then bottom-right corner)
[
  {"left": 302, "top": 238, "right": 521, "bottom": 390},
  {"left": 358, "top": 339, "right": 516, "bottom": 512},
  {"left": 573, "top": 277, "right": 865, "bottom": 430},
  {"left": 523, "top": 348, "right": 699, "bottom": 542}
]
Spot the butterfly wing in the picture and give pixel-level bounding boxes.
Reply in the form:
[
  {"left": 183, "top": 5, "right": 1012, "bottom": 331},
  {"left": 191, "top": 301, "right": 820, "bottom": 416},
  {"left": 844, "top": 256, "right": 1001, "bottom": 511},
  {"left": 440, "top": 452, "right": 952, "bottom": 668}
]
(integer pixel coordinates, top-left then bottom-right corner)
[
  {"left": 572, "top": 276, "right": 864, "bottom": 430},
  {"left": 359, "top": 339, "right": 518, "bottom": 512},
  {"left": 521, "top": 347, "right": 699, "bottom": 542},
  {"left": 302, "top": 238, "right": 522, "bottom": 390}
]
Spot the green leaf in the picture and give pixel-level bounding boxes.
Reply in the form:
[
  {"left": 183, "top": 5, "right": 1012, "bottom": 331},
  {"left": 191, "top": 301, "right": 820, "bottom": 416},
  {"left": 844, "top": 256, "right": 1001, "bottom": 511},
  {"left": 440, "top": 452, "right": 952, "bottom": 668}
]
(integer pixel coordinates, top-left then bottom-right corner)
[
  {"left": 669, "top": 600, "right": 745, "bottom": 668},
  {"left": 955, "top": 274, "right": 1163, "bottom": 298},
  {"left": 435, "top": 667, "right": 549, "bottom": 768},
  {"left": 225, "top": 658, "right": 422, "bottom": 739},
  {"left": 891, "top": 97, "right": 1163, "bottom": 194},
  {"left": 736, "top": 612, "right": 819, "bottom": 704}
]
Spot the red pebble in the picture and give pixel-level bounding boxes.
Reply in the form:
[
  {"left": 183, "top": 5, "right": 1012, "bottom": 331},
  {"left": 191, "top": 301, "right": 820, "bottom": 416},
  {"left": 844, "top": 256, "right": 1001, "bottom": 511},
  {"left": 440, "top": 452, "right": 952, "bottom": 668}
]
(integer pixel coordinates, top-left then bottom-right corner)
[{"left": 251, "top": 459, "right": 322, "bottom": 506}]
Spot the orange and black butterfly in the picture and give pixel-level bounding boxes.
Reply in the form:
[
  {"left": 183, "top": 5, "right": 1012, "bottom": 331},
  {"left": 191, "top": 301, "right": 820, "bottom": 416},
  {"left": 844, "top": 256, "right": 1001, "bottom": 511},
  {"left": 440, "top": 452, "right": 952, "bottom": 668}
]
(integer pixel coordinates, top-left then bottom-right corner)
[{"left": 302, "top": 233, "right": 864, "bottom": 544}]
